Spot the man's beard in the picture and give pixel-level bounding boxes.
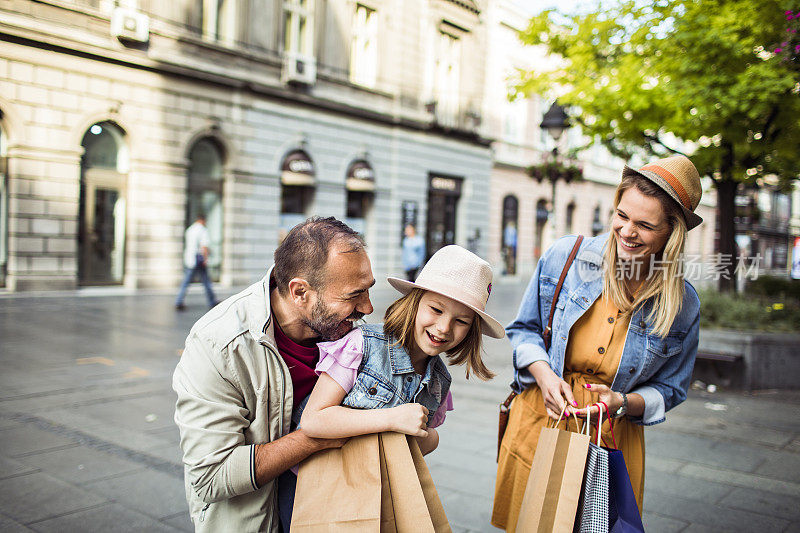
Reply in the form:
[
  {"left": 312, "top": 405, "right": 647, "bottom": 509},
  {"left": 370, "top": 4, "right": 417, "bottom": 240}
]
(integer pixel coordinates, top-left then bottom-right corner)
[{"left": 302, "top": 298, "right": 365, "bottom": 341}]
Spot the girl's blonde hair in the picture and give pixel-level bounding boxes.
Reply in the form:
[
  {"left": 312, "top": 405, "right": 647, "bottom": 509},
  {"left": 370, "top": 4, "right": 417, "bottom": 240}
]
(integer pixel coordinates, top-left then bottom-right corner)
[
  {"left": 383, "top": 288, "right": 494, "bottom": 380},
  {"left": 602, "top": 173, "right": 688, "bottom": 338}
]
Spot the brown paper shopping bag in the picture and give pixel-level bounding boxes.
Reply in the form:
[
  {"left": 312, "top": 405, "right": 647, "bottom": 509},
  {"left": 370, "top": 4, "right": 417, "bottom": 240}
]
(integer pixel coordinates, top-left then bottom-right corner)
[
  {"left": 515, "top": 410, "right": 590, "bottom": 533},
  {"left": 294, "top": 431, "right": 451, "bottom": 532},
  {"left": 378, "top": 432, "right": 452, "bottom": 533},
  {"left": 292, "top": 434, "right": 382, "bottom": 532}
]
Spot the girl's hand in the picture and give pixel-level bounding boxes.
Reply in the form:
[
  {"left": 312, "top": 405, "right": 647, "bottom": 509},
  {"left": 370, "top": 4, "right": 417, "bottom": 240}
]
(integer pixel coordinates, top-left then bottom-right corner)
[
  {"left": 572, "top": 384, "right": 623, "bottom": 418},
  {"left": 528, "top": 361, "right": 578, "bottom": 420},
  {"left": 389, "top": 403, "right": 429, "bottom": 437}
]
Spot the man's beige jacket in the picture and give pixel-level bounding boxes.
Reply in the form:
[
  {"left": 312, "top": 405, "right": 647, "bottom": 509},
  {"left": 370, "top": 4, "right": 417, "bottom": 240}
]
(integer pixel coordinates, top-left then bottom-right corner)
[{"left": 173, "top": 272, "right": 293, "bottom": 532}]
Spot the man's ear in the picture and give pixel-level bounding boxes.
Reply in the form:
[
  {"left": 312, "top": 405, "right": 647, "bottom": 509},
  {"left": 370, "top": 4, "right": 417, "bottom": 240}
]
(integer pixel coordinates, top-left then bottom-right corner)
[{"left": 287, "top": 278, "right": 313, "bottom": 306}]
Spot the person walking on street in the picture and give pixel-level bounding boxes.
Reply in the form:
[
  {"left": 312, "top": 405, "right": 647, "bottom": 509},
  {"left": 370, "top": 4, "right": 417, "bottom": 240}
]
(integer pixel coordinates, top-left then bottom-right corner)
[
  {"left": 175, "top": 214, "right": 218, "bottom": 310},
  {"left": 493, "top": 155, "right": 704, "bottom": 530},
  {"left": 402, "top": 223, "right": 426, "bottom": 281},
  {"left": 172, "top": 217, "right": 376, "bottom": 532}
]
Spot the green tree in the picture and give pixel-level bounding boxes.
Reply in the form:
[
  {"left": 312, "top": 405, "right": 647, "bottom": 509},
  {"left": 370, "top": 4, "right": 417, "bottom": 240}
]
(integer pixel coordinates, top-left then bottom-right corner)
[{"left": 516, "top": 0, "right": 800, "bottom": 290}]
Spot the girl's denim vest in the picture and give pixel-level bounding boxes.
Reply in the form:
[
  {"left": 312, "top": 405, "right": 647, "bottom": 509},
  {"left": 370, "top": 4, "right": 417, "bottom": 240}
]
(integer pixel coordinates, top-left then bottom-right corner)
[{"left": 342, "top": 323, "right": 452, "bottom": 426}]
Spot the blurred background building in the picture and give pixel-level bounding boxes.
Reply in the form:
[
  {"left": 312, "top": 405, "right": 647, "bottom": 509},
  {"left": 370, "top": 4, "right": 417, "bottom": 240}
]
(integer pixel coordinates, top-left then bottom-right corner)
[
  {"left": 0, "top": 0, "right": 794, "bottom": 293},
  {"left": 482, "top": 0, "right": 717, "bottom": 279},
  {"left": 0, "top": 0, "right": 491, "bottom": 291}
]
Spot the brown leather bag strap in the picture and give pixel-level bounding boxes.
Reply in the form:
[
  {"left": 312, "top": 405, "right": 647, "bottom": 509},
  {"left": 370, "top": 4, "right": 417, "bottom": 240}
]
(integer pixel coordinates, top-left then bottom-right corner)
[
  {"left": 497, "top": 235, "right": 584, "bottom": 461},
  {"left": 542, "top": 235, "right": 583, "bottom": 351}
]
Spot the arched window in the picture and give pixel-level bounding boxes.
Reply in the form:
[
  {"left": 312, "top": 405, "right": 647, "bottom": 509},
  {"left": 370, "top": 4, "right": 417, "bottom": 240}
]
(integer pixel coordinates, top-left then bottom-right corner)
[
  {"left": 501, "top": 195, "right": 518, "bottom": 275},
  {"left": 79, "top": 122, "right": 128, "bottom": 285},
  {"left": 0, "top": 120, "right": 7, "bottom": 287},
  {"left": 344, "top": 159, "right": 375, "bottom": 238},
  {"left": 565, "top": 202, "right": 575, "bottom": 235},
  {"left": 535, "top": 198, "right": 549, "bottom": 261},
  {"left": 592, "top": 205, "right": 604, "bottom": 236},
  {"left": 280, "top": 149, "right": 315, "bottom": 241},
  {"left": 186, "top": 138, "right": 225, "bottom": 281}
]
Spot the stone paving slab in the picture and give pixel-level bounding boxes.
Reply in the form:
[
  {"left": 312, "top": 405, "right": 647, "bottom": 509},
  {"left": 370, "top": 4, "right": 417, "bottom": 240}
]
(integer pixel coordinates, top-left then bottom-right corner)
[
  {"left": 0, "top": 513, "right": 35, "bottom": 532},
  {"left": 645, "top": 489, "right": 790, "bottom": 532},
  {"left": 0, "top": 425, "right": 80, "bottom": 458},
  {"left": 0, "top": 471, "right": 108, "bottom": 524},
  {"left": 28, "top": 503, "right": 183, "bottom": 533},
  {"left": 14, "top": 445, "right": 144, "bottom": 485},
  {"left": 82, "top": 469, "right": 187, "bottom": 521}
]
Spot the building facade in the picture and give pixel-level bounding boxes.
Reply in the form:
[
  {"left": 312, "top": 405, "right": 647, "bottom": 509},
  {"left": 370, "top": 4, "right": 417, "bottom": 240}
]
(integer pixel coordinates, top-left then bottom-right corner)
[
  {"left": 0, "top": 0, "right": 492, "bottom": 291},
  {"left": 482, "top": 1, "right": 718, "bottom": 281}
]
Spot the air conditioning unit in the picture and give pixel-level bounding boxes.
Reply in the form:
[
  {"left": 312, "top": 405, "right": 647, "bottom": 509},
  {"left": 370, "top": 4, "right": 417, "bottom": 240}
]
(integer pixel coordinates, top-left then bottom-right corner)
[
  {"left": 111, "top": 7, "right": 150, "bottom": 44},
  {"left": 282, "top": 52, "right": 317, "bottom": 86}
]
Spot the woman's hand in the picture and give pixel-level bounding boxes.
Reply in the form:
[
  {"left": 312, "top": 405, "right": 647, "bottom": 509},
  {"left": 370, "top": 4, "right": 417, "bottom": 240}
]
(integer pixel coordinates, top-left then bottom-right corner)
[
  {"left": 573, "top": 383, "right": 623, "bottom": 418},
  {"left": 528, "top": 361, "right": 578, "bottom": 420},
  {"left": 388, "top": 403, "right": 429, "bottom": 437}
]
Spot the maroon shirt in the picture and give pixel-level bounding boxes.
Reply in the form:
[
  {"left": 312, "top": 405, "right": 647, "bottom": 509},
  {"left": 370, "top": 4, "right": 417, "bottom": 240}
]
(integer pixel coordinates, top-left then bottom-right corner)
[{"left": 273, "top": 320, "right": 319, "bottom": 411}]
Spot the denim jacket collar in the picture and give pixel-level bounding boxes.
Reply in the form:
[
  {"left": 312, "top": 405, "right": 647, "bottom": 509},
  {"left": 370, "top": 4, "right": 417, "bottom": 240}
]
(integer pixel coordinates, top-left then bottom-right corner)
[{"left": 388, "top": 339, "right": 440, "bottom": 389}]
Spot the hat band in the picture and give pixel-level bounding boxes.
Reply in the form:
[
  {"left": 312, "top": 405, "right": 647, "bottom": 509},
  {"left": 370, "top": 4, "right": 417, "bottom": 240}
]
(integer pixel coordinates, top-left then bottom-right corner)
[{"left": 640, "top": 164, "right": 692, "bottom": 211}]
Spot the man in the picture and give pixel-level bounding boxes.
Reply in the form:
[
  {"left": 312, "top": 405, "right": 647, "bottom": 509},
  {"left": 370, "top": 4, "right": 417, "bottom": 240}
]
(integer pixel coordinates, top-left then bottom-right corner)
[
  {"left": 173, "top": 217, "right": 375, "bottom": 532},
  {"left": 401, "top": 223, "right": 426, "bottom": 281},
  {"left": 175, "top": 214, "right": 218, "bottom": 310}
]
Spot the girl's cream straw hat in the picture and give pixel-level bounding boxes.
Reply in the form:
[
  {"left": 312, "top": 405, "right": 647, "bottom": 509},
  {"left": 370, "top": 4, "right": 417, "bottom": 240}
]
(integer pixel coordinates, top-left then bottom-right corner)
[{"left": 387, "top": 245, "right": 505, "bottom": 338}]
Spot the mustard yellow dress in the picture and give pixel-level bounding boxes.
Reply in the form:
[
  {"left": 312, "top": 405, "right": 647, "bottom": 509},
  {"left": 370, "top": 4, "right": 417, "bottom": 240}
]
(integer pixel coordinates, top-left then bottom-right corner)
[{"left": 492, "top": 297, "right": 645, "bottom": 531}]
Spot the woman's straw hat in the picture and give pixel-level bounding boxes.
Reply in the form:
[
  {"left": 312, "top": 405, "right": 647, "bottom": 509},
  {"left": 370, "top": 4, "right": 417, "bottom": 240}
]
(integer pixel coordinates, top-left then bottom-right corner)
[
  {"left": 387, "top": 245, "right": 505, "bottom": 338},
  {"left": 622, "top": 155, "right": 704, "bottom": 230}
]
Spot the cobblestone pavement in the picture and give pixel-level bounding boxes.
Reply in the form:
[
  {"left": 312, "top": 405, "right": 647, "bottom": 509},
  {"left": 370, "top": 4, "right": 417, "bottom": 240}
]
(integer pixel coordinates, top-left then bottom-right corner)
[{"left": 1, "top": 277, "right": 799, "bottom": 532}]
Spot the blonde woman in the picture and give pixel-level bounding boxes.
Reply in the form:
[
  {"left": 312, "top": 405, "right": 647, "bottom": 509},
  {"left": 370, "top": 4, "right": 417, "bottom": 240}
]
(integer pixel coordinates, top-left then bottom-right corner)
[{"left": 492, "top": 155, "right": 703, "bottom": 530}]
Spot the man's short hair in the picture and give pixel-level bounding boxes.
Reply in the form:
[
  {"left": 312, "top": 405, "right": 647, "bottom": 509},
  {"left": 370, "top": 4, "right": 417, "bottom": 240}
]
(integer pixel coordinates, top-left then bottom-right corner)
[{"left": 273, "top": 217, "right": 365, "bottom": 295}]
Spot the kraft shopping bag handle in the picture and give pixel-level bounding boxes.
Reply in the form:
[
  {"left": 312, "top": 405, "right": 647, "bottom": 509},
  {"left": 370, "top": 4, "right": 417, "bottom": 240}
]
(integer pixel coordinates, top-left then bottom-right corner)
[
  {"left": 547, "top": 403, "right": 579, "bottom": 430},
  {"left": 581, "top": 403, "right": 607, "bottom": 447},
  {"left": 595, "top": 401, "right": 618, "bottom": 449}
]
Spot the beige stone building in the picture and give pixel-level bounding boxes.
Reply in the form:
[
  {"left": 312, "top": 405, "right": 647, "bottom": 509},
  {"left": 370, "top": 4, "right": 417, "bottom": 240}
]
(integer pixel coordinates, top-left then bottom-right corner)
[{"left": 0, "top": 0, "right": 492, "bottom": 291}]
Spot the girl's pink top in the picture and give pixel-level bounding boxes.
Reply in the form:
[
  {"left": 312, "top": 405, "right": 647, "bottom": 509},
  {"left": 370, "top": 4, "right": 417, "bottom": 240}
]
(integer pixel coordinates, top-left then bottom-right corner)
[{"left": 316, "top": 328, "right": 454, "bottom": 428}]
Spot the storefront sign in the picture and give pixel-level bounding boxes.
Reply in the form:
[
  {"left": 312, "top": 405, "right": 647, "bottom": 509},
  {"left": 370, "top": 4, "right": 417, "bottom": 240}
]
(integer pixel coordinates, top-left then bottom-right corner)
[{"left": 429, "top": 176, "right": 460, "bottom": 192}]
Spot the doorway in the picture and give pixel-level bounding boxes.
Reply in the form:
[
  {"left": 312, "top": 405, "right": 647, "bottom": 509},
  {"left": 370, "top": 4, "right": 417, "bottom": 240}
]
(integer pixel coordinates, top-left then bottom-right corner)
[
  {"left": 426, "top": 174, "right": 462, "bottom": 259},
  {"left": 78, "top": 122, "right": 128, "bottom": 285}
]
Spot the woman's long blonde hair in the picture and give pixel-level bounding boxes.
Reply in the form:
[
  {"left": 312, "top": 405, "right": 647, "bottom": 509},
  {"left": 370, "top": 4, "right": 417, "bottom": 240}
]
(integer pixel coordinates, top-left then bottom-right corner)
[
  {"left": 602, "top": 174, "right": 687, "bottom": 338},
  {"left": 383, "top": 288, "right": 494, "bottom": 380}
]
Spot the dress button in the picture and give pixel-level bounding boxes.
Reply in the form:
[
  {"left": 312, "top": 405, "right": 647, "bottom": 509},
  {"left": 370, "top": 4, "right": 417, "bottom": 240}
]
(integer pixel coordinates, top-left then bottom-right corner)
[
  {"left": 587, "top": 369, "right": 594, "bottom": 374},
  {"left": 406, "top": 376, "right": 413, "bottom": 382},
  {"left": 608, "top": 317, "right": 614, "bottom": 323},
  {"left": 629, "top": 366, "right": 635, "bottom": 374},
  {"left": 639, "top": 320, "right": 646, "bottom": 328},
  {"left": 598, "top": 347, "right": 605, "bottom": 354},
  {"left": 368, "top": 387, "right": 378, "bottom": 395}
]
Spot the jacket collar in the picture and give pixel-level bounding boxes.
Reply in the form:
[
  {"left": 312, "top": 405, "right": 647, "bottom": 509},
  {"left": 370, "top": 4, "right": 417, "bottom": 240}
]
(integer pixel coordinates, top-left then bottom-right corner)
[
  {"left": 387, "top": 339, "right": 443, "bottom": 387},
  {"left": 247, "top": 268, "right": 275, "bottom": 347},
  {"left": 576, "top": 232, "right": 609, "bottom": 267}
]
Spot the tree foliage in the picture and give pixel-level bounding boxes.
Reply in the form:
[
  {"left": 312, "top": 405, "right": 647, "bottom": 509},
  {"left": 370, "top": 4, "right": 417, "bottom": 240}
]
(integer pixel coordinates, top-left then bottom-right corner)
[{"left": 515, "top": 0, "right": 800, "bottom": 288}]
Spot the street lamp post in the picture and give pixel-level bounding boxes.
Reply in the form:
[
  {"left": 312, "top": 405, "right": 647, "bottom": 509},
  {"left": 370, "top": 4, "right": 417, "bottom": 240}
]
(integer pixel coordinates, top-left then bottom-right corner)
[{"left": 539, "top": 101, "right": 570, "bottom": 247}]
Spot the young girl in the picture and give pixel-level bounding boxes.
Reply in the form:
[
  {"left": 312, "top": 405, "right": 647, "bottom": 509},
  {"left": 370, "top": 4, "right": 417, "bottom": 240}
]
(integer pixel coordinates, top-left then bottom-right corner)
[{"left": 300, "top": 245, "right": 505, "bottom": 454}]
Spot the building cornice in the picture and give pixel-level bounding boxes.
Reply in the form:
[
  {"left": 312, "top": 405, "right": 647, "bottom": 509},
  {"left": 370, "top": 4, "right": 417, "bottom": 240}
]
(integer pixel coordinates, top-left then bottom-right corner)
[{"left": 0, "top": 26, "right": 491, "bottom": 147}]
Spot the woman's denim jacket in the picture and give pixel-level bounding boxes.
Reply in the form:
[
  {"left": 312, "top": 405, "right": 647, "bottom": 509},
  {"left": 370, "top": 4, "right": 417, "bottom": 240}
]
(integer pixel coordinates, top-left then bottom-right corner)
[
  {"left": 342, "top": 324, "right": 451, "bottom": 426},
  {"left": 508, "top": 233, "right": 700, "bottom": 426}
]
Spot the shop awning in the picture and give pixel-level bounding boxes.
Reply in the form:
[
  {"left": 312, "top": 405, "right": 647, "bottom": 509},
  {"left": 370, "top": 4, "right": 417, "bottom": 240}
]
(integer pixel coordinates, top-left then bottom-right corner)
[
  {"left": 345, "top": 160, "right": 375, "bottom": 192},
  {"left": 281, "top": 150, "right": 315, "bottom": 186}
]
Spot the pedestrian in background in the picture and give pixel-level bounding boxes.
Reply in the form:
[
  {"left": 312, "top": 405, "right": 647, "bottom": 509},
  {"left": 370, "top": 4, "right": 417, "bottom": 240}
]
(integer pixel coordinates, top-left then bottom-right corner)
[
  {"left": 175, "top": 214, "right": 218, "bottom": 311},
  {"left": 492, "top": 155, "right": 703, "bottom": 530},
  {"left": 402, "top": 223, "right": 426, "bottom": 281}
]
